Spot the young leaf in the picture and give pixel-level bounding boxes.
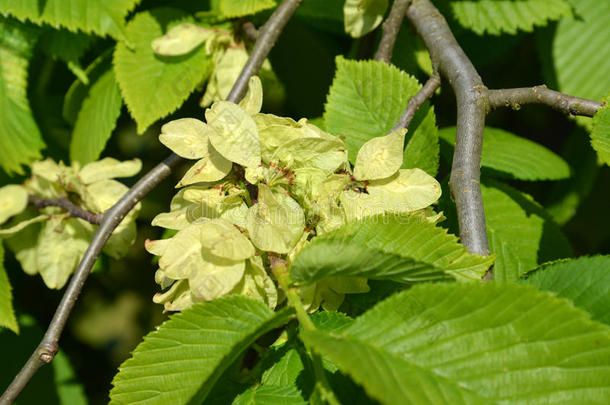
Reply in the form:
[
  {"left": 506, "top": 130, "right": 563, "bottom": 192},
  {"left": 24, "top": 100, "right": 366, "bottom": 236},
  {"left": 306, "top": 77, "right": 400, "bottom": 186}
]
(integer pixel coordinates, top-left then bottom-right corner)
[
  {"left": 0, "top": 0, "right": 140, "bottom": 40},
  {"left": 343, "top": 0, "right": 389, "bottom": 38},
  {"left": 199, "top": 219, "right": 255, "bottom": 261},
  {"left": 591, "top": 94, "right": 610, "bottom": 166},
  {"left": 206, "top": 101, "right": 261, "bottom": 168},
  {"left": 110, "top": 296, "right": 293, "bottom": 404},
  {"left": 218, "top": 0, "right": 277, "bottom": 18},
  {"left": 247, "top": 185, "right": 305, "bottom": 254},
  {"left": 539, "top": 0, "right": 610, "bottom": 126},
  {"left": 36, "top": 217, "right": 92, "bottom": 289},
  {"left": 0, "top": 244, "right": 18, "bottom": 333},
  {"left": 439, "top": 126, "right": 571, "bottom": 180},
  {"left": 113, "top": 9, "right": 214, "bottom": 134},
  {"left": 0, "top": 185, "right": 28, "bottom": 225},
  {"left": 0, "top": 17, "right": 44, "bottom": 175},
  {"left": 159, "top": 118, "right": 213, "bottom": 159},
  {"left": 449, "top": 0, "right": 572, "bottom": 35},
  {"left": 521, "top": 255, "right": 610, "bottom": 325},
  {"left": 78, "top": 158, "right": 142, "bottom": 185},
  {"left": 324, "top": 57, "right": 438, "bottom": 174},
  {"left": 353, "top": 129, "right": 406, "bottom": 181},
  {"left": 301, "top": 283, "right": 610, "bottom": 404},
  {"left": 239, "top": 76, "right": 263, "bottom": 115},
  {"left": 69, "top": 68, "right": 123, "bottom": 164},
  {"left": 151, "top": 23, "right": 215, "bottom": 57},
  {"left": 482, "top": 179, "right": 572, "bottom": 283},
  {"left": 290, "top": 215, "right": 494, "bottom": 284}
]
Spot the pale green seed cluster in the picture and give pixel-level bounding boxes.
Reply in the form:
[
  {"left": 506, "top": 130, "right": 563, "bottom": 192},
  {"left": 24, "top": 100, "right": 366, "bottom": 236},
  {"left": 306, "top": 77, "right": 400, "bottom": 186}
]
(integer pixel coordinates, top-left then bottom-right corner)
[
  {"left": 149, "top": 76, "right": 442, "bottom": 312},
  {"left": 0, "top": 158, "right": 142, "bottom": 289}
]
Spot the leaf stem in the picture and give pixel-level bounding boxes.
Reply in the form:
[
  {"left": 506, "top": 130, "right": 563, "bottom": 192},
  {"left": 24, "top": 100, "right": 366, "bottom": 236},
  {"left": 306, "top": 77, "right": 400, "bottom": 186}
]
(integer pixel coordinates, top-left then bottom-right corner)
[{"left": 270, "top": 257, "right": 340, "bottom": 405}]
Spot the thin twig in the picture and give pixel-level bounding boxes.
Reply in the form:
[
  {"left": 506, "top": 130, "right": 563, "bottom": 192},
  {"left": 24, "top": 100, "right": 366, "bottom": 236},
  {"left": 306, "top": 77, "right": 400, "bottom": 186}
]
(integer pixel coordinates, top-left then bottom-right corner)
[
  {"left": 406, "top": 0, "right": 490, "bottom": 258},
  {"left": 487, "top": 85, "right": 603, "bottom": 117},
  {"left": 0, "top": 1, "right": 303, "bottom": 403},
  {"left": 374, "top": 0, "right": 411, "bottom": 63},
  {"left": 27, "top": 195, "right": 102, "bottom": 225},
  {"left": 240, "top": 21, "right": 259, "bottom": 42},
  {"left": 391, "top": 71, "right": 441, "bottom": 131},
  {"left": 227, "top": 0, "right": 302, "bottom": 102}
]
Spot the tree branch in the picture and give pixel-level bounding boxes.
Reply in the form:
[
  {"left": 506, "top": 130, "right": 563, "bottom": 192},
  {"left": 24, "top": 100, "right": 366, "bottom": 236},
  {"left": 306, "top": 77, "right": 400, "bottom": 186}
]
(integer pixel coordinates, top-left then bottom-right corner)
[
  {"left": 391, "top": 71, "right": 441, "bottom": 131},
  {"left": 406, "top": 0, "right": 490, "bottom": 258},
  {"left": 227, "top": 0, "right": 302, "bottom": 102},
  {"left": 0, "top": 1, "right": 302, "bottom": 403},
  {"left": 374, "top": 0, "right": 411, "bottom": 63},
  {"left": 27, "top": 195, "right": 101, "bottom": 225},
  {"left": 487, "top": 85, "right": 603, "bottom": 117}
]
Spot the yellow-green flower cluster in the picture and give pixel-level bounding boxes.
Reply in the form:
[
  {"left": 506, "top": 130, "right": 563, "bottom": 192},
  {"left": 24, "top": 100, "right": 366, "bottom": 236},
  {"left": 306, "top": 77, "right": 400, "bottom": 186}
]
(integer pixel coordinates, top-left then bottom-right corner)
[{"left": 149, "top": 76, "right": 442, "bottom": 312}]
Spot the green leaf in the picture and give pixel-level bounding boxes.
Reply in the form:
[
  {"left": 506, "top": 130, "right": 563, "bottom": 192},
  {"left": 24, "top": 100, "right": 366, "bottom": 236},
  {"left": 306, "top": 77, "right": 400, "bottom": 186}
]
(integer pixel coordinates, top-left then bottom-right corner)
[
  {"left": 0, "top": 17, "right": 44, "bottom": 175},
  {"left": 0, "top": 244, "right": 18, "bottom": 333},
  {"left": 219, "top": 0, "right": 277, "bottom": 18},
  {"left": 482, "top": 179, "right": 572, "bottom": 283},
  {"left": 0, "top": 315, "right": 87, "bottom": 404},
  {"left": 324, "top": 57, "right": 438, "bottom": 175},
  {"left": 233, "top": 385, "right": 307, "bottom": 405},
  {"left": 439, "top": 126, "right": 571, "bottom": 180},
  {"left": 343, "top": 0, "right": 389, "bottom": 38},
  {"left": 449, "top": 0, "right": 572, "bottom": 35},
  {"left": 69, "top": 67, "right": 123, "bottom": 164},
  {"left": 540, "top": 0, "right": 610, "bottom": 120},
  {"left": 0, "top": 215, "right": 47, "bottom": 238},
  {"left": 0, "top": 0, "right": 140, "bottom": 39},
  {"left": 0, "top": 184, "right": 28, "bottom": 225},
  {"left": 291, "top": 215, "right": 494, "bottom": 284},
  {"left": 113, "top": 9, "right": 214, "bottom": 134},
  {"left": 301, "top": 283, "right": 610, "bottom": 404},
  {"left": 521, "top": 255, "right": 610, "bottom": 325},
  {"left": 110, "top": 296, "right": 293, "bottom": 404},
  {"left": 591, "top": 95, "right": 610, "bottom": 166}
]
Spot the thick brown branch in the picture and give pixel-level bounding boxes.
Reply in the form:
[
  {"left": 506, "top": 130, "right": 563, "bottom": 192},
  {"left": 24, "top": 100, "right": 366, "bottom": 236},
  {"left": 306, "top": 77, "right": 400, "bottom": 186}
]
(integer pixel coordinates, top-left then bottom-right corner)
[
  {"left": 374, "top": 0, "right": 411, "bottom": 63},
  {"left": 406, "top": 0, "right": 490, "bottom": 258},
  {"left": 392, "top": 71, "right": 441, "bottom": 131},
  {"left": 0, "top": 1, "right": 303, "bottom": 403},
  {"left": 487, "top": 86, "right": 603, "bottom": 117},
  {"left": 28, "top": 195, "right": 101, "bottom": 225}
]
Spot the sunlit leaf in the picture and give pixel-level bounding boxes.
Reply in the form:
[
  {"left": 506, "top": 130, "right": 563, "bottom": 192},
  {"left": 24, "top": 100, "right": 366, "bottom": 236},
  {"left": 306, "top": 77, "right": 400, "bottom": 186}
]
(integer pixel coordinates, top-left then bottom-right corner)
[
  {"left": 522, "top": 255, "right": 610, "bottom": 325},
  {"left": 218, "top": 0, "right": 277, "bottom": 18},
  {"left": 0, "top": 0, "right": 140, "bottom": 39},
  {"left": 110, "top": 296, "right": 293, "bottom": 404},
  {"left": 113, "top": 9, "right": 214, "bottom": 133},
  {"left": 291, "top": 214, "right": 494, "bottom": 284},
  {"left": 0, "top": 17, "right": 44, "bottom": 174},
  {"left": 206, "top": 101, "right": 261, "bottom": 168},
  {"left": 151, "top": 23, "right": 215, "bottom": 57},
  {"left": 343, "top": 0, "right": 388, "bottom": 38},
  {"left": 78, "top": 158, "right": 142, "bottom": 185},
  {"left": 302, "top": 283, "right": 610, "bottom": 404},
  {"left": 0, "top": 244, "right": 18, "bottom": 333},
  {"left": 0, "top": 185, "right": 28, "bottom": 225},
  {"left": 591, "top": 94, "right": 610, "bottom": 166}
]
